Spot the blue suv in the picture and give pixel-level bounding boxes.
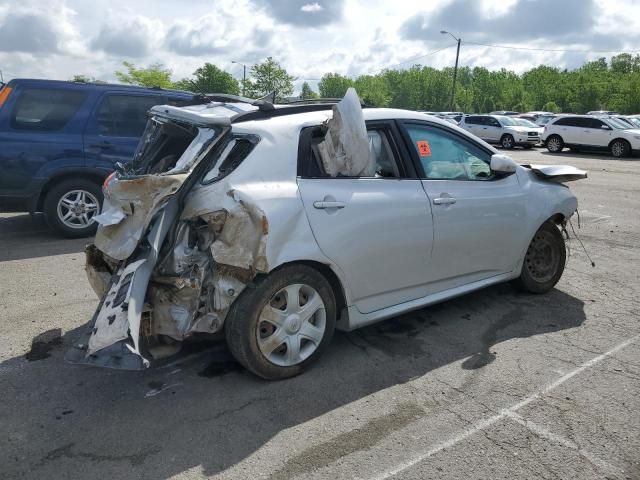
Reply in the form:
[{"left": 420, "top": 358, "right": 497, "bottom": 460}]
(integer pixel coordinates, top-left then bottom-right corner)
[{"left": 0, "top": 79, "right": 193, "bottom": 237}]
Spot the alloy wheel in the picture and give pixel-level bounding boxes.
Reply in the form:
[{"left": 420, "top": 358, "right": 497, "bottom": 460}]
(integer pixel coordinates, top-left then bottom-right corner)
[
  {"left": 547, "top": 137, "right": 561, "bottom": 152},
  {"left": 611, "top": 141, "right": 626, "bottom": 158},
  {"left": 56, "top": 190, "right": 100, "bottom": 229},
  {"left": 257, "top": 283, "right": 326, "bottom": 367}
]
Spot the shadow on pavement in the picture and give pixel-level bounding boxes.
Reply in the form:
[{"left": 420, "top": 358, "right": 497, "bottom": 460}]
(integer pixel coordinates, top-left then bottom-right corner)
[
  {"left": 0, "top": 213, "right": 89, "bottom": 262},
  {"left": 0, "top": 283, "right": 586, "bottom": 480}
]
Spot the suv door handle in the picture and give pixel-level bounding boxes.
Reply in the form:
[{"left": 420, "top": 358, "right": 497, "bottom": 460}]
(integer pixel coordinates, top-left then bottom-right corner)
[
  {"left": 313, "top": 201, "right": 346, "bottom": 209},
  {"left": 90, "top": 142, "right": 112, "bottom": 149},
  {"left": 433, "top": 197, "right": 457, "bottom": 205}
]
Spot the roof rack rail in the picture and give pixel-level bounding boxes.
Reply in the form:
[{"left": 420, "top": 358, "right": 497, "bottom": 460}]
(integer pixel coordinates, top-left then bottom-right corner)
[
  {"left": 231, "top": 102, "right": 368, "bottom": 124},
  {"left": 187, "top": 92, "right": 275, "bottom": 112}
]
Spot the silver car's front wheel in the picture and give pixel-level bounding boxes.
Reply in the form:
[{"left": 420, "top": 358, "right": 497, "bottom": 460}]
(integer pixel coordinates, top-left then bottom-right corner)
[
  {"left": 225, "top": 265, "right": 336, "bottom": 379},
  {"left": 546, "top": 135, "right": 563, "bottom": 153},
  {"left": 257, "top": 283, "right": 326, "bottom": 367}
]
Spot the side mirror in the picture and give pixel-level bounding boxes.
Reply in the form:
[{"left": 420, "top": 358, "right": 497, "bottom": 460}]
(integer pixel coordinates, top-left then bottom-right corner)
[
  {"left": 601, "top": 125, "right": 612, "bottom": 130},
  {"left": 490, "top": 154, "right": 517, "bottom": 174}
]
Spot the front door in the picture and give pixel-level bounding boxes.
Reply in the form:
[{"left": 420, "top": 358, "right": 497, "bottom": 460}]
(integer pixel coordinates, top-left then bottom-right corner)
[
  {"left": 297, "top": 123, "right": 434, "bottom": 314},
  {"left": 400, "top": 121, "right": 526, "bottom": 292}
]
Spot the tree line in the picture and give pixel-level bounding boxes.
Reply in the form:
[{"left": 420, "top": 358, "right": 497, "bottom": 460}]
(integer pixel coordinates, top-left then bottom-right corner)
[{"left": 73, "top": 53, "right": 640, "bottom": 114}]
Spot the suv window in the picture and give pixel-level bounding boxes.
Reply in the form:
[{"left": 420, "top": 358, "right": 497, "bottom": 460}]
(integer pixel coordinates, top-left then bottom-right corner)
[
  {"left": 486, "top": 117, "right": 501, "bottom": 127},
  {"left": 405, "top": 123, "right": 492, "bottom": 181},
  {"left": 553, "top": 117, "right": 582, "bottom": 127},
  {"left": 11, "top": 88, "right": 87, "bottom": 131},
  {"left": 588, "top": 118, "right": 606, "bottom": 129},
  {"left": 465, "top": 116, "right": 481, "bottom": 125},
  {"left": 97, "top": 94, "right": 163, "bottom": 137}
]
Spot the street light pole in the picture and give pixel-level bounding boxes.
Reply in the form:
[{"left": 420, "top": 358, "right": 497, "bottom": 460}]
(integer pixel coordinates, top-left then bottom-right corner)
[
  {"left": 440, "top": 31, "right": 461, "bottom": 111},
  {"left": 232, "top": 61, "right": 247, "bottom": 96}
]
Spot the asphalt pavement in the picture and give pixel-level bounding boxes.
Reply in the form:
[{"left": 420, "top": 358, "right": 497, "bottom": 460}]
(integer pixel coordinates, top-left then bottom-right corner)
[{"left": 1, "top": 148, "right": 639, "bottom": 479}]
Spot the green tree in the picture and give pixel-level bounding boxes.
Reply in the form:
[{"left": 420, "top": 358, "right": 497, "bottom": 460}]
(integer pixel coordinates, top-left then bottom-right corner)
[
  {"left": 175, "top": 63, "right": 240, "bottom": 95},
  {"left": 115, "top": 61, "right": 174, "bottom": 89},
  {"left": 300, "top": 82, "right": 318, "bottom": 99},
  {"left": 318, "top": 73, "right": 354, "bottom": 98},
  {"left": 244, "top": 57, "right": 295, "bottom": 100},
  {"left": 542, "top": 101, "right": 561, "bottom": 113}
]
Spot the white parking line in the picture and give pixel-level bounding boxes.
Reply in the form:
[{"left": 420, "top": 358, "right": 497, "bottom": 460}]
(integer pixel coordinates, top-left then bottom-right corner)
[
  {"left": 505, "top": 411, "right": 621, "bottom": 476},
  {"left": 368, "top": 333, "right": 639, "bottom": 480}
]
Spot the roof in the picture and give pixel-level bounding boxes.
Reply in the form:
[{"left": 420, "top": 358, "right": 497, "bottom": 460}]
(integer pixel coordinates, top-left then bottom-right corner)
[{"left": 7, "top": 78, "right": 192, "bottom": 96}]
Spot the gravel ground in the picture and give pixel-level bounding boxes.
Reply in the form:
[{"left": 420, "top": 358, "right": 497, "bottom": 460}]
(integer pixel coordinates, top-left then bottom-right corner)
[{"left": 1, "top": 148, "right": 638, "bottom": 480}]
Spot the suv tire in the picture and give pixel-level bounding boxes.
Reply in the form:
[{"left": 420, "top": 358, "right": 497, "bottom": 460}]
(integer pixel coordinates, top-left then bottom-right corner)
[
  {"left": 43, "top": 179, "right": 103, "bottom": 238},
  {"left": 546, "top": 135, "right": 564, "bottom": 153},
  {"left": 501, "top": 134, "right": 515, "bottom": 149},
  {"left": 225, "top": 264, "right": 336, "bottom": 380},
  {"left": 514, "top": 221, "right": 566, "bottom": 294},
  {"left": 610, "top": 139, "right": 630, "bottom": 158}
]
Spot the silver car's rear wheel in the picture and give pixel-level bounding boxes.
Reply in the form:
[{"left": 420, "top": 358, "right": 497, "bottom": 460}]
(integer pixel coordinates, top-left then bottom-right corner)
[
  {"left": 257, "top": 283, "right": 326, "bottom": 367},
  {"left": 225, "top": 264, "right": 336, "bottom": 379}
]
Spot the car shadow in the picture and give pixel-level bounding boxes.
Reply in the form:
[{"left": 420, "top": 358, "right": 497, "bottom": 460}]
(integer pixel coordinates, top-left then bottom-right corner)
[
  {"left": 0, "top": 283, "right": 586, "bottom": 479},
  {"left": 0, "top": 213, "right": 89, "bottom": 262},
  {"left": 538, "top": 150, "right": 639, "bottom": 161}
]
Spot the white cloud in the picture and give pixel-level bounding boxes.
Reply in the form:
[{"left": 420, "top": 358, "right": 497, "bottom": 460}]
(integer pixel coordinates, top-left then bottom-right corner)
[{"left": 300, "top": 3, "right": 323, "bottom": 12}]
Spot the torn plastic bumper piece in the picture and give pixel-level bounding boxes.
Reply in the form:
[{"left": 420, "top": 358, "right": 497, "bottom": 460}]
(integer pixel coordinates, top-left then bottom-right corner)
[{"left": 64, "top": 328, "right": 146, "bottom": 370}]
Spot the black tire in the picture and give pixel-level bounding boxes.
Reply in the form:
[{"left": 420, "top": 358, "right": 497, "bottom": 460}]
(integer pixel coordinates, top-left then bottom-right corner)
[
  {"left": 224, "top": 264, "right": 336, "bottom": 380},
  {"left": 501, "top": 134, "right": 515, "bottom": 149},
  {"left": 546, "top": 135, "right": 564, "bottom": 153},
  {"left": 514, "top": 221, "right": 566, "bottom": 294},
  {"left": 43, "top": 178, "right": 103, "bottom": 238},
  {"left": 610, "top": 139, "right": 630, "bottom": 158}
]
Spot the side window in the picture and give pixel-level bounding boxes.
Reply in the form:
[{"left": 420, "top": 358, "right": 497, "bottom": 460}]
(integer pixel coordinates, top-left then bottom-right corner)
[
  {"left": 298, "top": 126, "right": 401, "bottom": 178},
  {"left": 488, "top": 117, "right": 501, "bottom": 127},
  {"left": 405, "top": 124, "right": 492, "bottom": 181},
  {"left": 588, "top": 118, "right": 605, "bottom": 129},
  {"left": 97, "top": 95, "right": 163, "bottom": 137},
  {"left": 465, "top": 116, "right": 479, "bottom": 125},
  {"left": 11, "top": 88, "right": 87, "bottom": 131}
]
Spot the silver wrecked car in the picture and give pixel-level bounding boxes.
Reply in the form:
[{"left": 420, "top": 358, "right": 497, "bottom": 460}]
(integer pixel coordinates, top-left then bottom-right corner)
[{"left": 67, "top": 89, "right": 586, "bottom": 379}]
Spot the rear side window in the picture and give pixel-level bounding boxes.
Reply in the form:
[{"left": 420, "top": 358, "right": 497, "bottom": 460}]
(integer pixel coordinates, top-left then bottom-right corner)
[
  {"left": 554, "top": 117, "right": 581, "bottom": 127},
  {"left": 97, "top": 95, "right": 163, "bottom": 137},
  {"left": 465, "top": 116, "right": 480, "bottom": 125},
  {"left": 11, "top": 88, "right": 87, "bottom": 131}
]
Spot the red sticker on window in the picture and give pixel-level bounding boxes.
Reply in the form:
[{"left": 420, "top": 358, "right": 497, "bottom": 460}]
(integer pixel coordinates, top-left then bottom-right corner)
[{"left": 416, "top": 140, "right": 431, "bottom": 157}]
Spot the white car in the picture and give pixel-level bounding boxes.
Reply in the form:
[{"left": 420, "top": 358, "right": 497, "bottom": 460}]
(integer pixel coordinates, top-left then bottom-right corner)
[
  {"left": 67, "top": 89, "right": 586, "bottom": 379},
  {"left": 460, "top": 114, "right": 543, "bottom": 149},
  {"left": 542, "top": 115, "right": 640, "bottom": 158}
]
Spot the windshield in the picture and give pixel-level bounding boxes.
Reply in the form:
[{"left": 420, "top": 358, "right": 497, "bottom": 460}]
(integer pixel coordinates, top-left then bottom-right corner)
[
  {"left": 496, "top": 116, "right": 518, "bottom": 126},
  {"left": 627, "top": 117, "right": 640, "bottom": 128},
  {"left": 606, "top": 117, "right": 631, "bottom": 130},
  {"left": 515, "top": 118, "right": 538, "bottom": 127}
]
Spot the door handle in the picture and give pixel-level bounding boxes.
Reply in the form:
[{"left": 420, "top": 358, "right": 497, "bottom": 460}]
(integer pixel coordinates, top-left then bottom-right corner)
[
  {"left": 433, "top": 197, "right": 457, "bottom": 205},
  {"left": 313, "top": 201, "right": 346, "bottom": 209},
  {"left": 90, "top": 142, "right": 112, "bottom": 149}
]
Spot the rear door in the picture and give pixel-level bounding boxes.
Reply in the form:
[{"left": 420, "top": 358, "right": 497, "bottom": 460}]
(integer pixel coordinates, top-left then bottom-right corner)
[
  {"left": 399, "top": 121, "right": 526, "bottom": 292},
  {"left": 297, "top": 121, "right": 435, "bottom": 314},
  {"left": 483, "top": 116, "right": 502, "bottom": 142},
  {"left": 0, "top": 83, "right": 89, "bottom": 196},
  {"left": 83, "top": 92, "right": 164, "bottom": 174}
]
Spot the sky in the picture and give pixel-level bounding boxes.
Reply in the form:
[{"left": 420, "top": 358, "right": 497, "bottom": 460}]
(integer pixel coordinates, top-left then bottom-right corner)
[{"left": 1, "top": 0, "right": 639, "bottom": 93}]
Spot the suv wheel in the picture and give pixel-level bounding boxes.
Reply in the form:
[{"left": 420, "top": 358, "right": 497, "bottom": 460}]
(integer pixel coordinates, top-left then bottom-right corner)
[
  {"left": 514, "top": 221, "right": 566, "bottom": 294},
  {"left": 610, "top": 139, "right": 630, "bottom": 158},
  {"left": 546, "top": 135, "right": 564, "bottom": 153},
  {"left": 44, "top": 179, "right": 103, "bottom": 238},
  {"left": 225, "top": 264, "right": 336, "bottom": 380},
  {"left": 501, "top": 134, "right": 515, "bottom": 149}
]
